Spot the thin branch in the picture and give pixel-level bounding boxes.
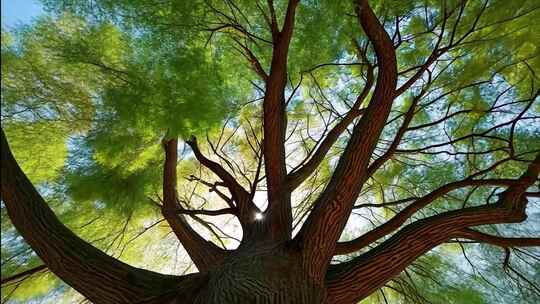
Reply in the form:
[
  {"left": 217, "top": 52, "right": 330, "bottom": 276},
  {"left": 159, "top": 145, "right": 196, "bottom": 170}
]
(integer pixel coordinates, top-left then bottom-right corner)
[{"left": 1, "top": 264, "right": 47, "bottom": 286}]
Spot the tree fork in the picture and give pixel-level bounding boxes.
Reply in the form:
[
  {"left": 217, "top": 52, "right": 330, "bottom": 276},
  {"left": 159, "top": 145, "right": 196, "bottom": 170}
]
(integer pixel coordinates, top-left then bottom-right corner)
[
  {"left": 161, "top": 138, "right": 229, "bottom": 272},
  {"left": 185, "top": 136, "right": 260, "bottom": 229},
  {"left": 0, "top": 129, "right": 186, "bottom": 303},
  {"left": 325, "top": 154, "right": 540, "bottom": 304}
]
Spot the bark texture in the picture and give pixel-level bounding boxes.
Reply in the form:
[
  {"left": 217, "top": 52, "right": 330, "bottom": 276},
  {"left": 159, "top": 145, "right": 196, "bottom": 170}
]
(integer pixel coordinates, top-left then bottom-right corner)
[
  {"left": 2, "top": 0, "right": 539, "bottom": 303},
  {"left": 0, "top": 129, "right": 186, "bottom": 303}
]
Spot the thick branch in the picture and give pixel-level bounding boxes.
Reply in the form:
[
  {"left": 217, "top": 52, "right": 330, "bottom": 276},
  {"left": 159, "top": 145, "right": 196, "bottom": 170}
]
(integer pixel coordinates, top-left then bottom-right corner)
[
  {"left": 325, "top": 154, "right": 540, "bottom": 304},
  {"left": 326, "top": 206, "right": 511, "bottom": 303},
  {"left": 295, "top": 0, "right": 397, "bottom": 283},
  {"left": 455, "top": 228, "right": 540, "bottom": 248},
  {"left": 334, "top": 178, "right": 520, "bottom": 255},
  {"left": 161, "top": 139, "right": 228, "bottom": 272},
  {"left": 263, "top": 0, "right": 300, "bottom": 241},
  {"left": 0, "top": 129, "right": 184, "bottom": 303}
]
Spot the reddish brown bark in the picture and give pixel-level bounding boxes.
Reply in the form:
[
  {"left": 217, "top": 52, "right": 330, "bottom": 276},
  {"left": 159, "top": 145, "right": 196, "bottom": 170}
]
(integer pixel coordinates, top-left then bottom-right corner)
[
  {"left": 455, "top": 228, "right": 540, "bottom": 248},
  {"left": 326, "top": 154, "right": 540, "bottom": 303},
  {"left": 334, "top": 178, "right": 522, "bottom": 255},
  {"left": 2, "top": 1, "right": 538, "bottom": 303},
  {"left": 261, "top": 0, "right": 301, "bottom": 241},
  {"left": 185, "top": 137, "right": 261, "bottom": 234},
  {"left": 0, "top": 129, "right": 188, "bottom": 303},
  {"left": 161, "top": 139, "right": 228, "bottom": 272},
  {"left": 295, "top": 0, "right": 398, "bottom": 285}
]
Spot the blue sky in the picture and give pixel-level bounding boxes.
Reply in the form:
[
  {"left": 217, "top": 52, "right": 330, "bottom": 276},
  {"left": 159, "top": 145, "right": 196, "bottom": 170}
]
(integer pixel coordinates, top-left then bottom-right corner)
[{"left": 1, "top": 0, "right": 44, "bottom": 27}]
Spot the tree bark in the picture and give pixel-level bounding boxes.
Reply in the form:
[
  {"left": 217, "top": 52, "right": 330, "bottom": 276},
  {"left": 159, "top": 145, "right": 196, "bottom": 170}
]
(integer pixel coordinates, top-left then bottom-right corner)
[
  {"left": 185, "top": 137, "right": 262, "bottom": 239},
  {"left": 263, "top": 0, "right": 300, "bottom": 241},
  {"left": 0, "top": 129, "right": 190, "bottom": 303},
  {"left": 295, "top": 0, "right": 398, "bottom": 285},
  {"left": 161, "top": 138, "right": 229, "bottom": 272},
  {"left": 326, "top": 154, "right": 540, "bottom": 304},
  {"left": 2, "top": 1, "right": 539, "bottom": 303}
]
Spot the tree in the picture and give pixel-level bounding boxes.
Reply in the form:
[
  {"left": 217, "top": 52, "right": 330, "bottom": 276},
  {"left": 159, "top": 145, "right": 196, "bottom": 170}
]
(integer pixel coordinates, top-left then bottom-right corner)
[{"left": 1, "top": 0, "right": 540, "bottom": 303}]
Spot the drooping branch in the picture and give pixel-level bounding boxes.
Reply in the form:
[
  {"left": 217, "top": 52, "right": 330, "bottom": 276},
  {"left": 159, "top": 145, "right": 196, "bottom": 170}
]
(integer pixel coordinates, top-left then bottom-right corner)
[
  {"left": 294, "top": 0, "right": 398, "bottom": 283},
  {"left": 0, "top": 129, "right": 188, "bottom": 304},
  {"left": 263, "top": 0, "right": 300, "bottom": 241},
  {"left": 325, "top": 154, "right": 540, "bottom": 304},
  {"left": 161, "top": 138, "right": 228, "bottom": 272}
]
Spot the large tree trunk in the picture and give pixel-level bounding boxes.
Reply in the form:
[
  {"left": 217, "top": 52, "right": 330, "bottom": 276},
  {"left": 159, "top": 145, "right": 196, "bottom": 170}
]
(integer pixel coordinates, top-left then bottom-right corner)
[
  {"left": 2, "top": 1, "right": 539, "bottom": 303},
  {"left": 185, "top": 243, "right": 325, "bottom": 303}
]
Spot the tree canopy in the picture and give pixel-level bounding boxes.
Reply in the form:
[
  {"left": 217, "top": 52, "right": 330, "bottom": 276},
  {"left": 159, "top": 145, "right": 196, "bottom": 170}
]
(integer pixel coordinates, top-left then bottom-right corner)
[{"left": 1, "top": 0, "right": 539, "bottom": 303}]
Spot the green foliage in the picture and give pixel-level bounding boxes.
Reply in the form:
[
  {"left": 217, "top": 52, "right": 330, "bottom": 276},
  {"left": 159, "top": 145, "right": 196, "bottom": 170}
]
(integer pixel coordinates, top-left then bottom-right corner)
[
  {"left": 2, "top": 0, "right": 539, "bottom": 302},
  {"left": 2, "top": 122, "right": 67, "bottom": 184}
]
